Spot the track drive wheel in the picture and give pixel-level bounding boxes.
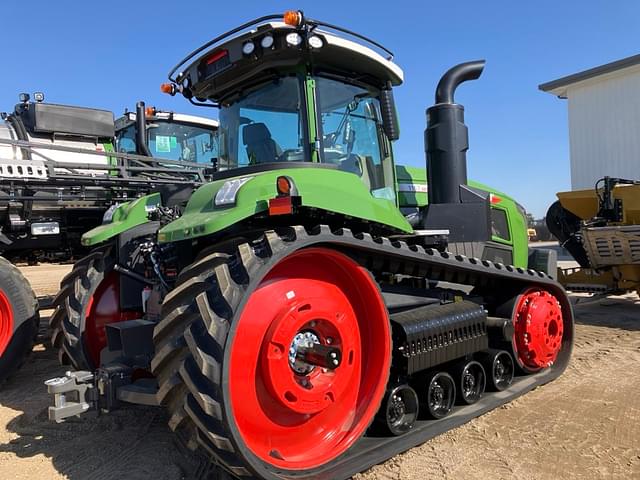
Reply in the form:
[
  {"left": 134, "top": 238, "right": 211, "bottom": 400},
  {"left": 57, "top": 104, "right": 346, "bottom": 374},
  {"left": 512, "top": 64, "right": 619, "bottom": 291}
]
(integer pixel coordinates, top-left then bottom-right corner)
[
  {"left": 0, "top": 257, "right": 39, "bottom": 385},
  {"left": 153, "top": 242, "right": 391, "bottom": 478},
  {"left": 51, "top": 245, "right": 140, "bottom": 370}
]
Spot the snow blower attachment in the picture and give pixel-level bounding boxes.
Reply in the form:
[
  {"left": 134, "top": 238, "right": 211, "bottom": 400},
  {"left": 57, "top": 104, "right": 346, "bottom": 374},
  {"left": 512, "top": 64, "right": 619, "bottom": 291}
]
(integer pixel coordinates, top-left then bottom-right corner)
[{"left": 46, "top": 11, "right": 574, "bottom": 480}]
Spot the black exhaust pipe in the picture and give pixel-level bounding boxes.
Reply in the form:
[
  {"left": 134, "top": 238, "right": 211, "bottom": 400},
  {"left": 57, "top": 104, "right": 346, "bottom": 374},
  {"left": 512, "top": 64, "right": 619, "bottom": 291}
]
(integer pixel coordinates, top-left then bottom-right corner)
[
  {"left": 135, "top": 101, "right": 152, "bottom": 157},
  {"left": 427, "top": 60, "right": 485, "bottom": 205},
  {"left": 420, "top": 60, "right": 492, "bottom": 244}
]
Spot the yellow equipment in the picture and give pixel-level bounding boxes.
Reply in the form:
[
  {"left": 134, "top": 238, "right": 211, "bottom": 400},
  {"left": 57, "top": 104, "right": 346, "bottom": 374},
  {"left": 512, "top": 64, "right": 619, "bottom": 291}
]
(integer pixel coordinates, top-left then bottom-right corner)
[{"left": 546, "top": 176, "right": 640, "bottom": 294}]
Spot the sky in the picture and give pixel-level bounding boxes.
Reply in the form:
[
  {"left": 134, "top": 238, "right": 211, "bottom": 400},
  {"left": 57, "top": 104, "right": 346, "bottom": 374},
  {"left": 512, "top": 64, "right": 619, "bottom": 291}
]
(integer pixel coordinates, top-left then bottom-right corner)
[{"left": 2, "top": 0, "right": 639, "bottom": 217}]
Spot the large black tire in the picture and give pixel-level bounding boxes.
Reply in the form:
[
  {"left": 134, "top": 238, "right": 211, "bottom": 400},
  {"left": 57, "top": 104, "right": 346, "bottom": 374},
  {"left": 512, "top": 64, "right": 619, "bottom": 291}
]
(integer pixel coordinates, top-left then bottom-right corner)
[
  {"left": 151, "top": 228, "right": 392, "bottom": 479},
  {"left": 0, "top": 257, "right": 39, "bottom": 385},
  {"left": 49, "top": 246, "right": 114, "bottom": 370}
]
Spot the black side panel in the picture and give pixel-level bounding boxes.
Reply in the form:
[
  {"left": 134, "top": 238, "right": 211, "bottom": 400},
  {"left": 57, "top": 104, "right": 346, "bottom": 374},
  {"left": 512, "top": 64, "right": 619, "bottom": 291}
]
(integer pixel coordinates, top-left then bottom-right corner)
[
  {"left": 390, "top": 301, "right": 488, "bottom": 374},
  {"left": 21, "top": 103, "right": 115, "bottom": 138},
  {"left": 482, "top": 244, "right": 513, "bottom": 266}
]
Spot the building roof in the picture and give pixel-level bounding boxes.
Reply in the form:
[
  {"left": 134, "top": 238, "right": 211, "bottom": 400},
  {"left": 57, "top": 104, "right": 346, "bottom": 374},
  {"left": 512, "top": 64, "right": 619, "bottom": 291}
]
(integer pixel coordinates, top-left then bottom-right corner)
[{"left": 539, "top": 53, "right": 640, "bottom": 98}]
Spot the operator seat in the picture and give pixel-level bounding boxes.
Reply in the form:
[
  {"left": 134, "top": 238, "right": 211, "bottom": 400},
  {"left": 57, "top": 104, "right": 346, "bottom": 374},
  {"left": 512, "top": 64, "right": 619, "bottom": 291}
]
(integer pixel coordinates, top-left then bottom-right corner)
[{"left": 243, "top": 123, "right": 278, "bottom": 164}]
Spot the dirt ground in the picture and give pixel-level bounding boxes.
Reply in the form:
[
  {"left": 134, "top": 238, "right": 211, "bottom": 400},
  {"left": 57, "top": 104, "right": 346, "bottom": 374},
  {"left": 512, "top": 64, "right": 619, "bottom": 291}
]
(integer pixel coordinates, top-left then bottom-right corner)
[{"left": 1, "top": 266, "right": 639, "bottom": 480}]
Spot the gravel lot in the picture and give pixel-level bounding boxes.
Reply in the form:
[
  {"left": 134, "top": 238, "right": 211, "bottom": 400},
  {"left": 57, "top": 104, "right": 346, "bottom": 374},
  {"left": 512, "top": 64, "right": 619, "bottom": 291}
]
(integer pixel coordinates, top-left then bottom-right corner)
[{"left": 0, "top": 265, "right": 638, "bottom": 479}]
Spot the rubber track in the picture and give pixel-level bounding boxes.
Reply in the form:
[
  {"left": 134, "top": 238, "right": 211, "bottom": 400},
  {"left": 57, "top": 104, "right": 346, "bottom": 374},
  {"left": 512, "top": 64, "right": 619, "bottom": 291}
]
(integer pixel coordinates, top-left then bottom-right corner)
[
  {"left": 152, "top": 225, "right": 575, "bottom": 480},
  {"left": 51, "top": 245, "right": 114, "bottom": 370}
]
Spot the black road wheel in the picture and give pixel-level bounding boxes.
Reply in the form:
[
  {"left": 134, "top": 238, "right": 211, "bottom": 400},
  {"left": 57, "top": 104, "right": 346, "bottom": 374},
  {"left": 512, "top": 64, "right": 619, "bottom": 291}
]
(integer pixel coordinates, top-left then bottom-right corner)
[
  {"left": 453, "top": 360, "right": 486, "bottom": 405},
  {"left": 0, "top": 257, "right": 39, "bottom": 385},
  {"left": 422, "top": 371, "right": 456, "bottom": 419},
  {"left": 375, "top": 384, "right": 419, "bottom": 436},
  {"left": 478, "top": 349, "right": 515, "bottom": 391}
]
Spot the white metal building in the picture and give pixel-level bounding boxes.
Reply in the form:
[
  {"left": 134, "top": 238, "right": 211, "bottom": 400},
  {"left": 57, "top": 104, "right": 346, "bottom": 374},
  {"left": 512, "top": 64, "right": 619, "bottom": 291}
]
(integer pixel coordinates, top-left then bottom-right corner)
[{"left": 540, "top": 54, "right": 640, "bottom": 190}]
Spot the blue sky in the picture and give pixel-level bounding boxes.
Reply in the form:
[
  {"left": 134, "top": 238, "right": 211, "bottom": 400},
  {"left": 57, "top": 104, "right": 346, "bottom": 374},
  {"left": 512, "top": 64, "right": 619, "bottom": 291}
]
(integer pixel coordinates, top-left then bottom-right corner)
[{"left": 2, "top": 1, "right": 638, "bottom": 217}]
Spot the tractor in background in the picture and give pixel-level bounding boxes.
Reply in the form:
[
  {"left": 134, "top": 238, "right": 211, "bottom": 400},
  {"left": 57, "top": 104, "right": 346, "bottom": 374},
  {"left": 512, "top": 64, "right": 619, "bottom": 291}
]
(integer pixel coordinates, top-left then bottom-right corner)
[
  {"left": 0, "top": 95, "right": 217, "bottom": 383},
  {"left": 46, "top": 11, "right": 573, "bottom": 480}
]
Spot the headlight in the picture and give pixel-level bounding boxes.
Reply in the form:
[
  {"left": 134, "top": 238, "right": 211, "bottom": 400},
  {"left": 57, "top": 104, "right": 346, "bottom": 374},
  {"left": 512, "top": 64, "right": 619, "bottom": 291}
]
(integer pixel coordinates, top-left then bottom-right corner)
[
  {"left": 261, "top": 35, "right": 274, "bottom": 49},
  {"left": 285, "top": 33, "right": 302, "bottom": 47},
  {"left": 308, "top": 35, "right": 323, "bottom": 49},
  {"left": 242, "top": 41, "right": 255, "bottom": 55},
  {"left": 214, "top": 176, "right": 253, "bottom": 206},
  {"left": 102, "top": 204, "right": 119, "bottom": 224},
  {"left": 31, "top": 222, "right": 59, "bottom": 236}
]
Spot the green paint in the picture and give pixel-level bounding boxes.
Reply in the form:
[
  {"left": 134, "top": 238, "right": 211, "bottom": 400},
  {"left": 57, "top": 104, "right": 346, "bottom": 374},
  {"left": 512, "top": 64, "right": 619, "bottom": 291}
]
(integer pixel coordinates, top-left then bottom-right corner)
[
  {"left": 81, "top": 193, "right": 161, "bottom": 246},
  {"left": 395, "top": 165, "right": 528, "bottom": 268},
  {"left": 102, "top": 142, "right": 118, "bottom": 176},
  {"left": 305, "top": 77, "right": 319, "bottom": 163},
  {"left": 157, "top": 168, "right": 412, "bottom": 243}
]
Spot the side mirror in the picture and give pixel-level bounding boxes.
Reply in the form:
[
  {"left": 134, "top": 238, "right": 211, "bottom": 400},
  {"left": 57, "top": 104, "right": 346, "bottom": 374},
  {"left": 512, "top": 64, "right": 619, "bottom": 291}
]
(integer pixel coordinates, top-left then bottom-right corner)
[{"left": 380, "top": 84, "right": 400, "bottom": 141}]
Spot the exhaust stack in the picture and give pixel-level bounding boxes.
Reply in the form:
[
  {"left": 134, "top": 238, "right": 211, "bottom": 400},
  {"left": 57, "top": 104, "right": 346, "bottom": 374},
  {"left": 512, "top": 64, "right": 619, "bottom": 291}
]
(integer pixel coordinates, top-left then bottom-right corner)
[
  {"left": 135, "top": 101, "right": 152, "bottom": 157},
  {"left": 427, "top": 60, "right": 485, "bottom": 205},
  {"left": 421, "top": 60, "right": 492, "bottom": 243}
]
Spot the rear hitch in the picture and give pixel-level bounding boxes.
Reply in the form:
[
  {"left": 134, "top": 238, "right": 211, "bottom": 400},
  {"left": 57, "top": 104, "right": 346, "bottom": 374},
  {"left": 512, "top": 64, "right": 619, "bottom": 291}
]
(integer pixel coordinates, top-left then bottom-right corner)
[
  {"left": 45, "top": 370, "right": 96, "bottom": 423},
  {"left": 45, "top": 363, "right": 159, "bottom": 423}
]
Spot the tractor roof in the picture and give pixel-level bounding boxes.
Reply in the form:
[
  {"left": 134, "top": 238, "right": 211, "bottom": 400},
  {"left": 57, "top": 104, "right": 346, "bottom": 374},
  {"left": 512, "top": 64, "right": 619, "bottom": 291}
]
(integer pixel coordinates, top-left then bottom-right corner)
[
  {"left": 168, "top": 13, "right": 403, "bottom": 104},
  {"left": 116, "top": 110, "right": 218, "bottom": 131}
]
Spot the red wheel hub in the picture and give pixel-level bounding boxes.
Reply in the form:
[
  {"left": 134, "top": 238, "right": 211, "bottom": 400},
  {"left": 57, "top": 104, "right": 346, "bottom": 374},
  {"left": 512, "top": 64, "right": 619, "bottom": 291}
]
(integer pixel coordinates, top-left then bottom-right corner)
[
  {"left": 513, "top": 289, "right": 564, "bottom": 370},
  {"left": 229, "top": 248, "right": 391, "bottom": 470},
  {"left": 0, "top": 289, "right": 14, "bottom": 356},
  {"left": 84, "top": 272, "right": 140, "bottom": 367}
]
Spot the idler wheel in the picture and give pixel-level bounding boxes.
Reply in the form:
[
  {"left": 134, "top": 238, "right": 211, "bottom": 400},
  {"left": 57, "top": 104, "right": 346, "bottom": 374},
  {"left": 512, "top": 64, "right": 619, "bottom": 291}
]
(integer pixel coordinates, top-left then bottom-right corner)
[
  {"left": 453, "top": 360, "right": 486, "bottom": 405},
  {"left": 376, "top": 384, "right": 419, "bottom": 436},
  {"left": 422, "top": 371, "right": 456, "bottom": 419},
  {"left": 513, "top": 289, "right": 564, "bottom": 372}
]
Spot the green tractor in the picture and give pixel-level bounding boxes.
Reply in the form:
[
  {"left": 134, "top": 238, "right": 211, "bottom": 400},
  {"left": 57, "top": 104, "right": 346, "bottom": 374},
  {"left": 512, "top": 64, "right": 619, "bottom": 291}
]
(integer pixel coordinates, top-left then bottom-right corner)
[
  {"left": 0, "top": 95, "right": 216, "bottom": 384},
  {"left": 47, "top": 11, "right": 573, "bottom": 480}
]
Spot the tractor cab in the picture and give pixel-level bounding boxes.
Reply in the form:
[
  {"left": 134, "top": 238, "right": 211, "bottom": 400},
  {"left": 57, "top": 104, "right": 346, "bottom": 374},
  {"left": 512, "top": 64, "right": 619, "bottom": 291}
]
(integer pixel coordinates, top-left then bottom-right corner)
[
  {"left": 164, "top": 11, "right": 403, "bottom": 204},
  {"left": 115, "top": 104, "right": 218, "bottom": 164}
]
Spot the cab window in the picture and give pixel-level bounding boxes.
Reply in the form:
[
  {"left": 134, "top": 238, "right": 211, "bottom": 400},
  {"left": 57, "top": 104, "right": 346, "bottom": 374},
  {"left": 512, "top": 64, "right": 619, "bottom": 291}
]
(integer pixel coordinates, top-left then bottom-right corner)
[{"left": 491, "top": 208, "right": 511, "bottom": 241}]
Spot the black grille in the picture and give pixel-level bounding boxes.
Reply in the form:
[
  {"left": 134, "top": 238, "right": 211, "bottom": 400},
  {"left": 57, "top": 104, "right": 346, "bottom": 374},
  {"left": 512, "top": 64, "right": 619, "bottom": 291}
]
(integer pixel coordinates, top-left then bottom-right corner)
[{"left": 391, "top": 300, "right": 488, "bottom": 375}]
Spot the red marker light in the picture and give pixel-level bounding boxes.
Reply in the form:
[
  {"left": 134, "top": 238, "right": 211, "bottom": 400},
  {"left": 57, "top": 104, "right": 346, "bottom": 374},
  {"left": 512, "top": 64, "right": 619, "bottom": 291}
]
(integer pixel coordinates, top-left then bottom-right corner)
[
  {"left": 205, "top": 49, "right": 228, "bottom": 65},
  {"left": 490, "top": 194, "right": 502, "bottom": 204},
  {"left": 269, "top": 196, "right": 293, "bottom": 216}
]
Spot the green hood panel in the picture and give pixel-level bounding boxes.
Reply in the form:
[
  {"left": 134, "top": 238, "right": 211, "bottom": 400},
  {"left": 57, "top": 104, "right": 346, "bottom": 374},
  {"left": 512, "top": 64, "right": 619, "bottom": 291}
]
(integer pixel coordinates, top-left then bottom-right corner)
[
  {"left": 395, "top": 164, "right": 528, "bottom": 268},
  {"left": 158, "top": 168, "right": 412, "bottom": 243},
  {"left": 81, "top": 193, "right": 161, "bottom": 246}
]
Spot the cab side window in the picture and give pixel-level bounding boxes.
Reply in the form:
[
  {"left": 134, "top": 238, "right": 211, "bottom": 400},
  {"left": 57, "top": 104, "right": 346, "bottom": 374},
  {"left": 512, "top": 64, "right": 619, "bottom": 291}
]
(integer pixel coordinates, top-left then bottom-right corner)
[
  {"left": 116, "top": 125, "right": 136, "bottom": 154},
  {"left": 491, "top": 208, "right": 511, "bottom": 241}
]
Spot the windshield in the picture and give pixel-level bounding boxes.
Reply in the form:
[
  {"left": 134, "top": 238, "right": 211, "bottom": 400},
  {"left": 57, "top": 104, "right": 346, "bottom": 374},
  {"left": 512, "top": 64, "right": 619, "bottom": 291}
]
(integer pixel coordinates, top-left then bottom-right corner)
[
  {"left": 316, "top": 77, "right": 395, "bottom": 201},
  {"left": 217, "top": 76, "right": 306, "bottom": 169},
  {"left": 147, "top": 122, "right": 217, "bottom": 163},
  {"left": 116, "top": 121, "right": 217, "bottom": 163}
]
